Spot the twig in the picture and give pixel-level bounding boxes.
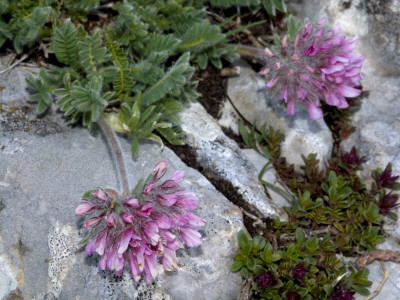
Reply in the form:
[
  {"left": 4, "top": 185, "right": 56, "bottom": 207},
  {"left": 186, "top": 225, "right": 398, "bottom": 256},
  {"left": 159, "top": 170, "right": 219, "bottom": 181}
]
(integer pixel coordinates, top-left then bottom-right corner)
[
  {"left": 238, "top": 277, "right": 253, "bottom": 300},
  {"left": 98, "top": 115, "right": 130, "bottom": 195},
  {"left": 364, "top": 260, "right": 389, "bottom": 300},
  {"left": 265, "top": 232, "right": 278, "bottom": 252},
  {"left": 0, "top": 54, "right": 29, "bottom": 75},
  {"left": 355, "top": 250, "right": 400, "bottom": 269},
  {"left": 240, "top": 208, "right": 266, "bottom": 229}
]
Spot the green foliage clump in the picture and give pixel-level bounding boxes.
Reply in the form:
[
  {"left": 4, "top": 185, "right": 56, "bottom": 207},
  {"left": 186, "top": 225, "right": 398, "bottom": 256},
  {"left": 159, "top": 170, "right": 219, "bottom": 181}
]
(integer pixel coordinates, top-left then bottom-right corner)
[
  {"left": 237, "top": 121, "right": 400, "bottom": 299},
  {"left": 233, "top": 229, "right": 371, "bottom": 299},
  {"left": 0, "top": 0, "right": 258, "bottom": 155}
]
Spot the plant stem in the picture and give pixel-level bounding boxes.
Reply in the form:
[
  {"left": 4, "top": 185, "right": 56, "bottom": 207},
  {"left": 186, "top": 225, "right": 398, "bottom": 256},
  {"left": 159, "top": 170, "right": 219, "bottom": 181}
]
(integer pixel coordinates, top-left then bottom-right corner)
[
  {"left": 98, "top": 115, "right": 130, "bottom": 195},
  {"left": 259, "top": 161, "right": 294, "bottom": 202},
  {"left": 225, "top": 43, "right": 265, "bottom": 63}
]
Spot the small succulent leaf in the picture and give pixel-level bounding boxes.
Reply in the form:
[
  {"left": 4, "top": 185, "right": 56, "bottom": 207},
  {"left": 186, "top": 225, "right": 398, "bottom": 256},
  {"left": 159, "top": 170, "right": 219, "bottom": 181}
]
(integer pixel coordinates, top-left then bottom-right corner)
[
  {"left": 253, "top": 265, "right": 265, "bottom": 275},
  {"left": 240, "top": 267, "right": 249, "bottom": 278},
  {"left": 237, "top": 230, "right": 250, "bottom": 249},
  {"left": 351, "top": 285, "right": 370, "bottom": 296},
  {"left": 231, "top": 260, "right": 243, "bottom": 272},
  {"left": 295, "top": 228, "right": 305, "bottom": 244}
]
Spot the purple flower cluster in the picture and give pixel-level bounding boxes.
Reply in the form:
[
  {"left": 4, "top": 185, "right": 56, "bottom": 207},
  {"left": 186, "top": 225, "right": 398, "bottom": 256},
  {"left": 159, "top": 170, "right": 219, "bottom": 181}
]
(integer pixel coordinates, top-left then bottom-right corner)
[
  {"left": 291, "top": 263, "right": 307, "bottom": 284},
  {"left": 341, "top": 147, "right": 361, "bottom": 167},
  {"left": 330, "top": 286, "right": 355, "bottom": 300},
  {"left": 259, "top": 18, "right": 365, "bottom": 120},
  {"left": 76, "top": 161, "right": 206, "bottom": 283},
  {"left": 255, "top": 271, "right": 278, "bottom": 290},
  {"left": 378, "top": 192, "right": 399, "bottom": 214},
  {"left": 373, "top": 164, "right": 399, "bottom": 190}
]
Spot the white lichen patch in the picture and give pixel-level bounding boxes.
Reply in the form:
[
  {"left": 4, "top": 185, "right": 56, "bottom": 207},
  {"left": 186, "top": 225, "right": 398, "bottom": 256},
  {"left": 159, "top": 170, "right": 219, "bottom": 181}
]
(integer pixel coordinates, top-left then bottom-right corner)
[
  {"left": 0, "top": 256, "right": 17, "bottom": 299},
  {"left": 48, "top": 222, "right": 77, "bottom": 296},
  {"left": 86, "top": 266, "right": 155, "bottom": 300}
]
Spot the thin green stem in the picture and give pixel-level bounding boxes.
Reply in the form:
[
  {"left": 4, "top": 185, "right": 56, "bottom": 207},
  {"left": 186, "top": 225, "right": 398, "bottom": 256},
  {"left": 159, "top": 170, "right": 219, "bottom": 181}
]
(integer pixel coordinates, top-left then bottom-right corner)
[
  {"left": 98, "top": 115, "right": 130, "bottom": 195},
  {"left": 225, "top": 43, "right": 265, "bottom": 62},
  {"left": 258, "top": 161, "right": 294, "bottom": 203}
]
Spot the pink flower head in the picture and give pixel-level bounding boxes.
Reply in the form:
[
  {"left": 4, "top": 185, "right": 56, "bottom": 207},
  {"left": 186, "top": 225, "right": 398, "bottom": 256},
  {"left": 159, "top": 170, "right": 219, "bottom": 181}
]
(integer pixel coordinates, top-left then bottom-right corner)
[
  {"left": 76, "top": 161, "right": 205, "bottom": 284},
  {"left": 260, "top": 18, "right": 365, "bottom": 120}
]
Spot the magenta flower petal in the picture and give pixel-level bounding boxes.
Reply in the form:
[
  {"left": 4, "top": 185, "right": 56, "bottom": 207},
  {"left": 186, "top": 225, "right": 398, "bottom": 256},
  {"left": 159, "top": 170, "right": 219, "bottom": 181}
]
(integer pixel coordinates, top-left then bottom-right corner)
[
  {"left": 175, "top": 191, "right": 198, "bottom": 210},
  {"left": 76, "top": 203, "right": 97, "bottom": 215},
  {"left": 158, "top": 193, "right": 179, "bottom": 206},
  {"left": 144, "top": 252, "right": 159, "bottom": 284},
  {"left": 123, "top": 197, "right": 139, "bottom": 207},
  {"left": 266, "top": 77, "right": 279, "bottom": 89},
  {"left": 180, "top": 227, "right": 203, "bottom": 247},
  {"left": 307, "top": 102, "right": 323, "bottom": 120},
  {"left": 118, "top": 228, "right": 133, "bottom": 256},
  {"left": 106, "top": 214, "right": 115, "bottom": 227},
  {"left": 127, "top": 251, "right": 141, "bottom": 282},
  {"left": 156, "top": 215, "right": 175, "bottom": 229},
  {"left": 338, "top": 84, "right": 361, "bottom": 97},
  {"left": 153, "top": 161, "right": 167, "bottom": 182},
  {"left": 161, "top": 170, "right": 186, "bottom": 188},
  {"left": 142, "top": 221, "right": 160, "bottom": 246},
  {"left": 99, "top": 251, "right": 108, "bottom": 270},
  {"left": 85, "top": 239, "right": 97, "bottom": 255},
  {"left": 121, "top": 213, "right": 135, "bottom": 223},
  {"left": 162, "top": 248, "right": 178, "bottom": 271},
  {"left": 83, "top": 217, "right": 102, "bottom": 228},
  {"left": 160, "top": 229, "right": 176, "bottom": 242},
  {"left": 95, "top": 231, "right": 108, "bottom": 255},
  {"left": 142, "top": 183, "right": 155, "bottom": 194},
  {"left": 92, "top": 188, "right": 108, "bottom": 201},
  {"left": 186, "top": 211, "right": 207, "bottom": 227},
  {"left": 287, "top": 101, "right": 295, "bottom": 115},
  {"left": 166, "top": 238, "right": 184, "bottom": 250}
]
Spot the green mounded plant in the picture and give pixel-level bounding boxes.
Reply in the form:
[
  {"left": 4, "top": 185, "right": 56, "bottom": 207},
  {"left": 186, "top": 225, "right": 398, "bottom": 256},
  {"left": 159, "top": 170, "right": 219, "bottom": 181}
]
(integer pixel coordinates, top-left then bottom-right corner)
[
  {"left": 235, "top": 119, "right": 400, "bottom": 298},
  {"left": 233, "top": 229, "right": 372, "bottom": 299}
]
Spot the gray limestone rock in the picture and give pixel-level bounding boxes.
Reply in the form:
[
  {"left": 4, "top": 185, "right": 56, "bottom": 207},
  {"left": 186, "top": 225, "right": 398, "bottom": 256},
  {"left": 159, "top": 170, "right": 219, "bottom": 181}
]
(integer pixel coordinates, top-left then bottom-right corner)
[
  {"left": 242, "top": 149, "right": 292, "bottom": 212},
  {"left": 225, "top": 59, "right": 333, "bottom": 170},
  {"left": 179, "top": 100, "right": 282, "bottom": 220},
  {"left": 0, "top": 66, "right": 244, "bottom": 299}
]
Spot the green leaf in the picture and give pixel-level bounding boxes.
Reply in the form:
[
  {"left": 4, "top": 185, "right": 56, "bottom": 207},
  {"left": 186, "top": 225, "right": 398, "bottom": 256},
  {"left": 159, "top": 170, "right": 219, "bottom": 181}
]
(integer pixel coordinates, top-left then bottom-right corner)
[
  {"left": 13, "top": 6, "right": 51, "bottom": 53},
  {"left": 78, "top": 29, "right": 111, "bottom": 76},
  {"left": 178, "top": 20, "right": 225, "bottom": 53},
  {"left": 142, "top": 52, "right": 192, "bottom": 105},
  {"left": 272, "top": 0, "right": 286, "bottom": 12},
  {"left": 351, "top": 285, "right": 370, "bottom": 296},
  {"left": 252, "top": 236, "right": 266, "bottom": 252},
  {"left": 231, "top": 260, "right": 243, "bottom": 272},
  {"left": 82, "top": 189, "right": 96, "bottom": 199},
  {"left": 287, "top": 15, "right": 297, "bottom": 41},
  {"left": 52, "top": 19, "right": 79, "bottom": 66},
  {"left": 237, "top": 230, "right": 250, "bottom": 249},
  {"left": 295, "top": 228, "right": 305, "bottom": 244},
  {"left": 78, "top": 232, "right": 93, "bottom": 245},
  {"left": 131, "top": 137, "right": 139, "bottom": 157},
  {"left": 253, "top": 265, "right": 265, "bottom": 275},
  {"left": 240, "top": 267, "right": 249, "bottom": 278},
  {"left": 323, "top": 284, "right": 333, "bottom": 296}
]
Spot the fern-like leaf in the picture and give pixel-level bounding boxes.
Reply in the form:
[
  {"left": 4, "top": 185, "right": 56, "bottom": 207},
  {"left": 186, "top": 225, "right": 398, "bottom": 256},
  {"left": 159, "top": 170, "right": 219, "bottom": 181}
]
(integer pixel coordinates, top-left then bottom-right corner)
[
  {"left": 78, "top": 29, "right": 111, "bottom": 76},
  {"left": 178, "top": 20, "right": 225, "bottom": 53},
  {"left": 104, "top": 31, "right": 135, "bottom": 97},
  {"left": 141, "top": 52, "right": 193, "bottom": 105},
  {"left": 13, "top": 6, "right": 51, "bottom": 53},
  {"left": 51, "top": 19, "right": 78, "bottom": 66}
]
